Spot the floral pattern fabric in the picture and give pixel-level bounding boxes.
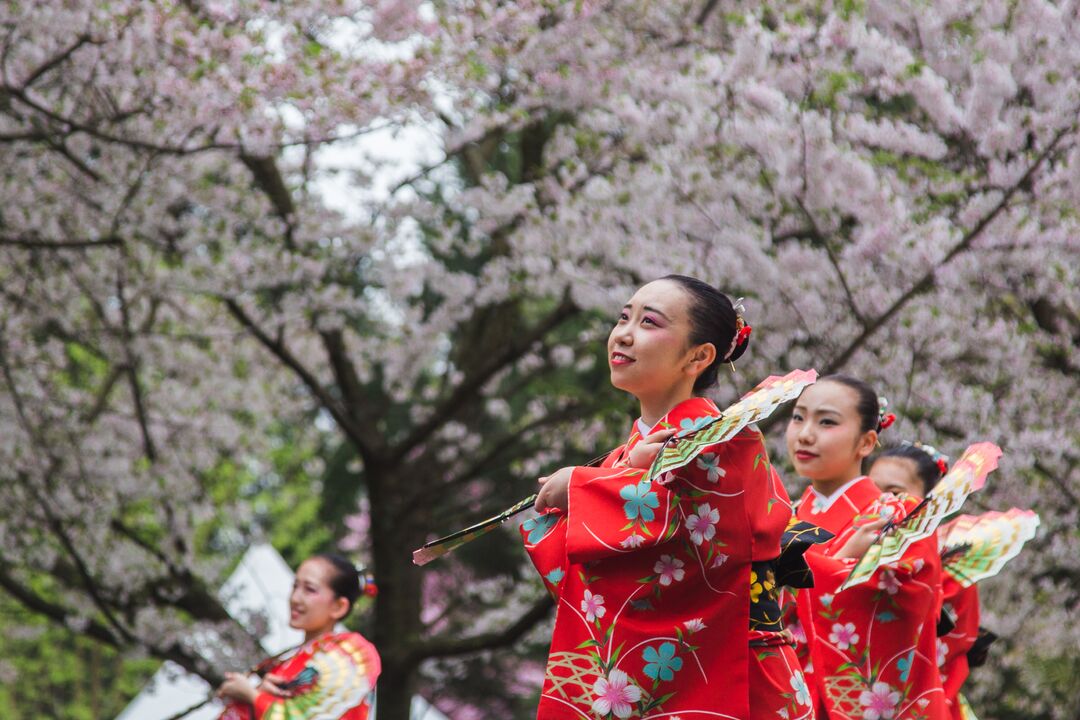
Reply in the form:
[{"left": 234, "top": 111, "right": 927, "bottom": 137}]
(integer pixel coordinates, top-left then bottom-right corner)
[
  {"left": 938, "top": 578, "right": 980, "bottom": 720},
  {"left": 522, "top": 396, "right": 813, "bottom": 719},
  {"left": 792, "top": 478, "right": 946, "bottom": 720}
]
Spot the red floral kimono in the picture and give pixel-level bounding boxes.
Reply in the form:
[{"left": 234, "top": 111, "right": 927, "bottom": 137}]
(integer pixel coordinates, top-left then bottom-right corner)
[
  {"left": 521, "top": 396, "right": 814, "bottom": 720},
  {"left": 792, "top": 478, "right": 946, "bottom": 720},
  {"left": 938, "top": 578, "right": 980, "bottom": 720},
  {"left": 219, "top": 632, "right": 380, "bottom": 720}
]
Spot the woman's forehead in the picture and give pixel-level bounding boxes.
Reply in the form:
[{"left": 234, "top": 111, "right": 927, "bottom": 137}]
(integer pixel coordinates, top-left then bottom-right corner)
[
  {"left": 800, "top": 380, "right": 859, "bottom": 410},
  {"left": 297, "top": 557, "right": 332, "bottom": 583},
  {"left": 626, "top": 279, "right": 688, "bottom": 316}
]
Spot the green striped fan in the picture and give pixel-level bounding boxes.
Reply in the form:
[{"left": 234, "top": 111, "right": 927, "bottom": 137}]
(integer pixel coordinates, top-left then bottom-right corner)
[
  {"left": 646, "top": 368, "right": 818, "bottom": 480},
  {"left": 839, "top": 442, "right": 1001, "bottom": 591},
  {"left": 939, "top": 508, "right": 1040, "bottom": 587}
]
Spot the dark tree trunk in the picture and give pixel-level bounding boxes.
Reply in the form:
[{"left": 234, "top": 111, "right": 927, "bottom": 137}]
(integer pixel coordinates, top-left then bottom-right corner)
[{"left": 368, "top": 467, "right": 427, "bottom": 720}]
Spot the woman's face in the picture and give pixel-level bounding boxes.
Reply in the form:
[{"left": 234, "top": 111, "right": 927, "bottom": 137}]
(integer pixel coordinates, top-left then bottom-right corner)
[
  {"left": 785, "top": 380, "right": 877, "bottom": 483},
  {"left": 289, "top": 558, "right": 348, "bottom": 633},
  {"left": 870, "top": 457, "right": 924, "bottom": 499},
  {"left": 607, "top": 279, "right": 711, "bottom": 397}
]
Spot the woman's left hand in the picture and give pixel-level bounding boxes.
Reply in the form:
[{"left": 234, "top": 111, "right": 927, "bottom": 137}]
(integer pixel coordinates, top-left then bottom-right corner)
[
  {"left": 534, "top": 466, "right": 574, "bottom": 513},
  {"left": 216, "top": 672, "right": 257, "bottom": 704}
]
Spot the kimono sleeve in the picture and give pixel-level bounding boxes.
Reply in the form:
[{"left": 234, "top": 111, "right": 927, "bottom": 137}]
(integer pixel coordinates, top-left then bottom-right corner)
[
  {"left": 564, "top": 464, "right": 682, "bottom": 565},
  {"left": 520, "top": 510, "right": 569, "bottom": 595},
  {"left": 805, "top": 529, "right": 941, "bottom": 614},
  {"left": 520, "top": 446, "right": 625, "bottom": 590}
]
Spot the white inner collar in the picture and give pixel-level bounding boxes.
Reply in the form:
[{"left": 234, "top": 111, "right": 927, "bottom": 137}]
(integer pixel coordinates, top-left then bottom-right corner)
[
  {"left": 809, "top": 476, "right": 866, "bottom": 513},
  {"left": 636, "top": 418, "right": 655, "bottom": 438}
]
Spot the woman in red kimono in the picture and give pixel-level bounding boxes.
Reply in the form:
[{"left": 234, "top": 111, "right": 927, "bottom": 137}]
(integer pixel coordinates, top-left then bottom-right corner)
[
  {"left": 216, "top": 553, "right": 380, "bottom": 720},
  {"left": 786, "top": 377, "right": 946, "bottom": 720},
  {"left": 869, "top": 444, "right": 979, "bottom": 720},
  {"left": 523, "top": 275, "right": 815, "bottom": 720}
]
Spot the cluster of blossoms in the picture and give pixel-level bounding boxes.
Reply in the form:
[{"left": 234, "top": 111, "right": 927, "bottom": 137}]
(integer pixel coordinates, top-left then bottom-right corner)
[{"left": 1, "top": 0, "right": 1078, "bottom": 716}]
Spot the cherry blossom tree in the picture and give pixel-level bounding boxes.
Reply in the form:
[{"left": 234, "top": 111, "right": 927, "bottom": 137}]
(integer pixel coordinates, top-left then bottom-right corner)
[{"left": 1, "top": 0, "right": 1078, "bottom": 717}]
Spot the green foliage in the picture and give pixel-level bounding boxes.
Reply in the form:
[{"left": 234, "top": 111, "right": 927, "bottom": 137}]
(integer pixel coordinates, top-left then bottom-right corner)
[{"left": 0, "top": 596, "right": 157, "bottom": 720}]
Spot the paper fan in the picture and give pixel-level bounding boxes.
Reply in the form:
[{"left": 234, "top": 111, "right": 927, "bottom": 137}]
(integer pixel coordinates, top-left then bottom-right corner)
[
  {"left": 646, "top": 368, "right": 817, "bottom": 480},
  {"left": 262, "top": 635, "right": 375, "bottom": 720},
  {"left": 839, "top": 442, "right": 1001, "bottom": 591},
  {"left": 412, "top": 494, "right": 538, "bottom": 566},
  {"left": 939, "top": 508, "right": 1040, "bottom": 587}
]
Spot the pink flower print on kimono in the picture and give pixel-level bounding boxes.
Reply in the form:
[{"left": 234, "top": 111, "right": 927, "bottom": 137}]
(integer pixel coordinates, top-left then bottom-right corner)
[
  {"left": 522, "top": 396, "right": 794, "bottom": 719},
  {"left": 685, "top": 503, "right": 719, "bottom": 545}
]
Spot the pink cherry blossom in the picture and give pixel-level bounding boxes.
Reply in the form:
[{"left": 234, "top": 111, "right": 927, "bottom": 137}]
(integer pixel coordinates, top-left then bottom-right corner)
[{"left": 1, "top": 2, "right": 1078, "bottom": 716}]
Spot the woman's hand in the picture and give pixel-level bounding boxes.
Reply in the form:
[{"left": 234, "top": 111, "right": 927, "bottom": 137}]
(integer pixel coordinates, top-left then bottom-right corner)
[
  {"left": 832, "top": 517, "right": 889, "bottom": 560},
  {"left": 260, "top": 673, "right": 292, "bottom": 698},
  {"left": 216, "top": 672, "right": 258, "bottom": 704},
  {"left": 626, "top": 428, "right": 677, "bottom": 469},
  {"left": 534, "top": 466, "right": 574, "bottom": 513}
]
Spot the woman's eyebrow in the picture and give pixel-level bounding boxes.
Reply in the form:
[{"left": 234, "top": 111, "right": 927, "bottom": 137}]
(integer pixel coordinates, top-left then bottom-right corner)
[{"left": 622, "top": 303, "right": 672, "bottom": 321}]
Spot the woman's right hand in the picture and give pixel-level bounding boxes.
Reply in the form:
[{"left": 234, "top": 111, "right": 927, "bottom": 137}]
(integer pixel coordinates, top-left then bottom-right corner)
[
  {"left": 833, "top": 517, "right": 889, "bottom": 560},
  {"left": 260, "top": 673, "right": 292, "bottom": 698},
  {"left": 626, "top": 428, "right": 677, "bottom": 469}
]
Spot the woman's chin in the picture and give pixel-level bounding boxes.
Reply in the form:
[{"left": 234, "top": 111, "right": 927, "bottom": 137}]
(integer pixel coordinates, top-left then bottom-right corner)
[{"left": 608, "top": 371, "right": 637, "bottom": 394}]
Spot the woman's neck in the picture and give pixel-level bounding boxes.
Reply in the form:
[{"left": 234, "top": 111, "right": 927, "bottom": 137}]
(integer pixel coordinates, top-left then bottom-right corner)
[
  {"left": 638, "top": 385, "right": 695, "bottom": 428},
  {"left": 304, "top": 626, "right": 335, "bottom": 644},
  {"left": 810, "top": 467, "right": 865, "bottom": 498}
]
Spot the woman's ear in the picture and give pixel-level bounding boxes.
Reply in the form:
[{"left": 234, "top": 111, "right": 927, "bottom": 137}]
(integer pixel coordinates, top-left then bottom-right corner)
[
  {"left": 856, "top": 429, "right": 879, "bottom": 460},
  {"left": 685, "top": 342, "right": 717, "bottom": 377},
  {"left": 330, "top": 596, "right": 350, "bottom": 623}
]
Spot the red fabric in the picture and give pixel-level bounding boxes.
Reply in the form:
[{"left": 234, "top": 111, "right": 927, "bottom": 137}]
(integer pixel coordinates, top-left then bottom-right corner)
[
  {"left": 219, "top": 632, "right": 379, "bottom": 720},
  {"left": 750, "top": 635, "right": 816, "bottom": 720},
  {"left": 522, "top": 396, "right": 812, "bottom": 719},
  {"left": 792, "top": 478, "right": 946, "bottom": 720},
  {"left": 939, "top": 580, "right": 980, "bottom": 720}
]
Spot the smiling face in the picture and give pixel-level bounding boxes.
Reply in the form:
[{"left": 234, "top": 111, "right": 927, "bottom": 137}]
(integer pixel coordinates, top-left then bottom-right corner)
[
  {"left": 785, "top": 380, "right": 878, "bottom": 489},
  {"left": 607, "top": 279, "right": 714, "bottom": 404},
  {"left": 289, "top": 558, "right": 350, "bottom": 635},
  {"left": 870, "top": 457, "right": 925, "bottom": 499}
]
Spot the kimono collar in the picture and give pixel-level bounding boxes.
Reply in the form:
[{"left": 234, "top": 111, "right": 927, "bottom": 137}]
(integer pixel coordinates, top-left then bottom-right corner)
[
  {"left": 628, "top": 396, "right": 723, "bottom": 444},
  {"left": 805, "top": 476, "right": 881, "bottom": 515}
]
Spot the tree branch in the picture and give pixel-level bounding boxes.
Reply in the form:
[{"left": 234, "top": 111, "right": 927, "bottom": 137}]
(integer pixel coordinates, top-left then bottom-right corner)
[
  {"left": 0, "top": 559, "right": 122, "bottom": 648},
  {"left": 0, "top": 233, "right": 122, "bottom": 249},
  {"left": 240, "top": 154, "right": 296, "bottom": 248},
  {"left": 319, "top": 328, "right": 386, "bottom": 457},
  {"left": 222, "top": 298, "right": 374, "bottom": 460},
  {"left": 823, "top": 125, "right": 1073, "bottom": 375},
  {"left": 20, "top": 33, "right": 97, "bottom": 87},
  {"left": 695, "top": 0, "right": 722, "bottom": 26},
  {"left": 390, "top": 297, "right": 579, "bottom": 465},
  {"left": 409, "top": 595, "right": 553, "bottom": 664},
  {"left": 116, "top": 275, "right": 158, "bottom": 463}
]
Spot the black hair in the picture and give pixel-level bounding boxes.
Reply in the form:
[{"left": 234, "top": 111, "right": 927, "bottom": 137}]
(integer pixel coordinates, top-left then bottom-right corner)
[
  {"left": 876, "top": 444, "right": 944, "bottom": 495},
  {"left": 311, "top": 553, "right": 361, "bottom": 615},
  {"left": 817, "top": 374, "right": 891, "bottom": 434},
  {"left": 660, "top": 274, "right": 750, "bottom": 393}
]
